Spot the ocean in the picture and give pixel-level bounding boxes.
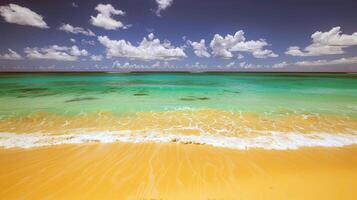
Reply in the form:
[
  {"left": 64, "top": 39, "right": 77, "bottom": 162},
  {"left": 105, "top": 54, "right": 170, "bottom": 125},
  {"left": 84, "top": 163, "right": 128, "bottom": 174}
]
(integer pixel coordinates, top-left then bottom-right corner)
[{"left": 0, "top": 72, "right": 356, "bottom": 149}]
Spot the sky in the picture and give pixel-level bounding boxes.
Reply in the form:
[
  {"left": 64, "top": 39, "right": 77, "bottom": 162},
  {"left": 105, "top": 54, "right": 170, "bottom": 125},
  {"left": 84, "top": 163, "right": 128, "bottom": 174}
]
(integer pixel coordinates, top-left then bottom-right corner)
[{"left": 0, "top": 0, "right": 357, "bottom": 72}]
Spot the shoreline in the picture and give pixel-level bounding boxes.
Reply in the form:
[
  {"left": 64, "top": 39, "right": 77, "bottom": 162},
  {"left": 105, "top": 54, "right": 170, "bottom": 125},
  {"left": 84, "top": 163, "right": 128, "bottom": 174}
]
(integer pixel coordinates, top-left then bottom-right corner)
[
  {"left": 1, "top": 131, "right": 357, "bottom": 150},
  {"left": 1, "top": 109, "right": 356, "bottom": 150}
]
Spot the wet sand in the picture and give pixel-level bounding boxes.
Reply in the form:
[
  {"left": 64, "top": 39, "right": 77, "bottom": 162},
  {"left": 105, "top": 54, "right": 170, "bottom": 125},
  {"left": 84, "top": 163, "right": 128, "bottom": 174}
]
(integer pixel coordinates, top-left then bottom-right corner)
[
  {"left": 1, "top": 109, "right": 356, "bottom": 135},
  {"left": 1, "top": 143, "right": 356, "bottom": 200}
]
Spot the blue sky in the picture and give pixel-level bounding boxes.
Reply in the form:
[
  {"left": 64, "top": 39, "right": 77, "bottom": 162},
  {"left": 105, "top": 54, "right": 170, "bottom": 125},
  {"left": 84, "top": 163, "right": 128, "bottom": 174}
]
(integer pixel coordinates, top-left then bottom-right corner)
[{"left": 0, "top": 0, "right": 357, "bottom": 71}]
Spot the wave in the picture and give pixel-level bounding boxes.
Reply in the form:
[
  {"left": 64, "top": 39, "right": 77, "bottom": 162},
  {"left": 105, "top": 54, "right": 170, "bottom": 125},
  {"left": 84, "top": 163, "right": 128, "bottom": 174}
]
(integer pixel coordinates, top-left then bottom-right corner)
[{"left": 1, "top": 130, "right": 357, "bottom": 150}]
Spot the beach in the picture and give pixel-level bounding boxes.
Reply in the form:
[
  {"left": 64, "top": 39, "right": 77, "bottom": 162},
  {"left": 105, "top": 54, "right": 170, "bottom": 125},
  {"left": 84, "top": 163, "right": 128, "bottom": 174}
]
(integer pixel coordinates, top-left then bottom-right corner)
[
  {"left": 0, "top": 73, "right": 357, "bottom": 199},
  {"left": 1, "top": 143, "right": 356, "bottom": 199}
]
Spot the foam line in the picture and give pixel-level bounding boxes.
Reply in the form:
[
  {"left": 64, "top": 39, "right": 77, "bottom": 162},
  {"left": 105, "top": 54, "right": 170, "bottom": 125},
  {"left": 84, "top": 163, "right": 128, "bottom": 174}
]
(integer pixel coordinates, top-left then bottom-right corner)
[{"left": 1, "top": 130, "right": 357, "bottom": 150}]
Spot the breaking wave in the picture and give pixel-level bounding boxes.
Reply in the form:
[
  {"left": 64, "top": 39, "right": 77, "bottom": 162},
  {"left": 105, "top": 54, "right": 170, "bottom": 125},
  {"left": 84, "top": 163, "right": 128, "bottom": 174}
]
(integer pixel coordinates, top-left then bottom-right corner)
[{"left": 1, "top": 130, "right": 357, "bottom": 150}]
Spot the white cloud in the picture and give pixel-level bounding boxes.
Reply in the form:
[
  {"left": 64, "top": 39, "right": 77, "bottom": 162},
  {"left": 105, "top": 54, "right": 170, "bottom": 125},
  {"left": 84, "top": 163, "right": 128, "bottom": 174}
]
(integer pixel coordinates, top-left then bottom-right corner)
[
  {"left": 0, "top": 49, "right": 23, "bottom": 60},
  {"left": 215, "top": 61, "right": 266, "bottom": 69},
  {"left": 81, "top": 39, "right": 96, "bottom": 45},
  {"left": 98, "top": 33, "right": 187, "bottom": 61},
  {"left": 59, "top": 23, "right": 95, "bottom": 36},
  {"left": 90, "top": 55, "right": 103, "bottom": 61},
  {"left": 190, "top": 62, "right": 207, "bottom": 69},
  {"left": 210, "top": 30, "right": 278, "bottom": 59},
  {"left": 188, "top": 39, "right": 211, "bottom": 58},
  {"left": 272, "top": 62, "right": 289, "bottom": 68},
  {"left": 295, "top": 57, "right": 357, "bottom": 66},
  {"left": 151, "top": 61, "right": 176, "bottom": 68},
  {"left": 72, "top": 2, "right": 78, "bottom": 8},
  {"left": 70, "top": 38, "right": 76, "bottom": 43},
  {"left": 226, "top": 61, "right": 236, "bottom": 68},
  {"left": 112, "top": 61, "right": 207, "bottom": 71},
  {"left": 285, "top": 27, "right": 357, "bottom": 56},
  {"left": 113, "top": 61, "right": 145, "bottom": 69},
  {"left": 90, "top": 4, "right": 127, "bottom": 30},
  {"left": 152, "top": 61, "right": 161, "bottom": 67},
  {"left": 0, "top": 4, "right": 49, "bottom": 28},
  {"left": 238, "top": 62, "right": 264, "bottom": 69},
  {"left": 155, "top": 0, "right": 174, "bottom": 16},
  {"left": 272, "top": 57, "right": 357, "bottom": 68},
  {"left": 24, "top": 45, "right": 88, "bottom": 61}
]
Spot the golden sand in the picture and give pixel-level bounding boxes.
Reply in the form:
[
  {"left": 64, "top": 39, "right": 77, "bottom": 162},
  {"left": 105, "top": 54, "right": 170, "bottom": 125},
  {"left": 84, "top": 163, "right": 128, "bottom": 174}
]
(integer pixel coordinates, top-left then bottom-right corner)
[
  {"left": 0, "top": 109, "right": 356, "bottom": 135},
  {"left": 1, "top": 109, "right": 356, "bottom": 199},
  {"left": 0, "top": 143, "right": 356, "bottom": 199}
]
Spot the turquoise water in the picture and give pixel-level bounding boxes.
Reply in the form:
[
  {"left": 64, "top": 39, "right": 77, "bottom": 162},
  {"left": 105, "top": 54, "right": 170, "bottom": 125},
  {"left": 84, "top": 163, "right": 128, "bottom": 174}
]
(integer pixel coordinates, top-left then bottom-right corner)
[{"left": 0, "top": 72, "right": 357, "bottom": 118}]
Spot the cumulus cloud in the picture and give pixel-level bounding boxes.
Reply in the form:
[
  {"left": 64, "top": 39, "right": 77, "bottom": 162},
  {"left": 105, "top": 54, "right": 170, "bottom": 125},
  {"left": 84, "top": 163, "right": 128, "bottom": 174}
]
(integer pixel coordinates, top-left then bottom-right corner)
[
  {"left": 151, "top": 61, "right": 182, "bottom": 69},
  {"left": 155, "top": 61, "right": 205, "bottom": 69},
  {"left": 59, "top": 23, "right": 95, "bottom": 36},
  {"left": 0, "top": 4, "right": 49, "bottom": 28},
  {"left": 238, "top": 62, "right": 264, "bottom": 69},
  {"left": 90, "top": 4, "right": 127, "bottom": 30},
  {"left": 152, "top": 61, "right": 161, "bottom": 67},
  {"left": 188, "top": 39, "right": 211, "bottom": 58},
  {"left": 81, "top": 39, "right": 96, "bottom": 46},
  {"left": 285, "top": 27, "right": 357, "bottom": 56},
  {"left": 155, "top": 0, "right": 174, "bottom": 16},
  {"left": 294, "top": 57, "right": 357, "bottom": 66},
  {"left": 0, "top": 49, "right": 23, "bottom": 60},
  {"left": 70, "top": 38, "right": 76, "bottom": 43},
  {"left": 72, "top": 2, "right": 78, "bottom": 8},
  {"left": 226, "top": 61, "right": 236, "bottom": 68},
  {"left": 189, "top": 62, "right": 208, "bottom": 69},
  {"left": 112, "top": 61, "right": 146, "bottom": 69},
  {"left": 273, "top": 57, "right": 357, "bottom": 68},
  {"left": 210, "top": 30, "right": 278, "bottom": 59},
  {"left": 98, "top": 33, "right": 187, "bottom": 61},
  {"left": 215, "top": 61, "right": 267, "bottom": 69},
  {"left": 90, "top": 55, "right": 103, "bottom": 61},
  {"left": 24, "top": 45, "right": 88, "bottom": 61},
  {"left": 112, "top": 61, "right": 207, "bottom": 71},
  {"left": 272, "top": 62, "right": 289, "bottom": 68}
]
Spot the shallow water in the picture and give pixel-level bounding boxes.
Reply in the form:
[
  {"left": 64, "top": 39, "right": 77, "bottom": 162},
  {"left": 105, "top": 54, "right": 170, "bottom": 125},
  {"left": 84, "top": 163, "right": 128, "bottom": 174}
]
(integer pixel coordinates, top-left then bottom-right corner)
[
  {"left": 1, "top": 72, "right": 356, "bottom": 117},
  {"left": 0, "top": 72, "right": 356, "bottom": 149}
]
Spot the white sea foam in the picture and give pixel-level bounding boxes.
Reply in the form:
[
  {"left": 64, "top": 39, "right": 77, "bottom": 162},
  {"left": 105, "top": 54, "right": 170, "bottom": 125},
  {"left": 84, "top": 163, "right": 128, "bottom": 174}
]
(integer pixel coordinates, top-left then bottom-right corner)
[{"left": 0, "top": 130, "right": 357, "bottom": 150}]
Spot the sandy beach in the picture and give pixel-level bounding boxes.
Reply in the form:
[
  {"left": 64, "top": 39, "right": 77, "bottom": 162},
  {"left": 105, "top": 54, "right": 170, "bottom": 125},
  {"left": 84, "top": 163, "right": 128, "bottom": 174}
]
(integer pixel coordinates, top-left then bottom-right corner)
[{"left": 1, "top": 143, "right": 356, "bottom": 199}]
